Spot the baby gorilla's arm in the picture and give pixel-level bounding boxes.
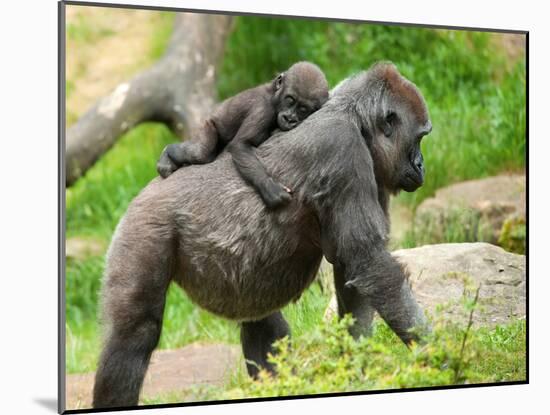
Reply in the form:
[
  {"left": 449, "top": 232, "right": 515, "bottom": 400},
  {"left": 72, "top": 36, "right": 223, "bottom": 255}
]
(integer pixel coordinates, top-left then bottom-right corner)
[{"left": 227, "top": 109, "right": 292, "bottom": 209}]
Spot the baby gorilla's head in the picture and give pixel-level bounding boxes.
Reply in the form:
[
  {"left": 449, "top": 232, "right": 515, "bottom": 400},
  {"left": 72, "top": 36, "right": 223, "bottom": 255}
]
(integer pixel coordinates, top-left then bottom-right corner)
[{"left": 272, "top": 62, "right": 329, "bottom": 131}]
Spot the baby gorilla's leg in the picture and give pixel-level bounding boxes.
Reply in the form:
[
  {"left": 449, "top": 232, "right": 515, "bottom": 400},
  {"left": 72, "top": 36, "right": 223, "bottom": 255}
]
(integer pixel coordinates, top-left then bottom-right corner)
[
  {"left": 156, "top": 120, "right": 219, "bottom": 178},
  {"left": 166, "top": 141, "right": 216, "bottom": 165}
]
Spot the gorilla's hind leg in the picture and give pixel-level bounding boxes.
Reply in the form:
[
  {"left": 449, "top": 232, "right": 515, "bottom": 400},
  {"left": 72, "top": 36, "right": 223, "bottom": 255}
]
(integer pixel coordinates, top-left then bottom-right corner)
[
  {"left": 93, "top": 313, "right": 164, "bottom": 408},
  {"left": 92, "top": 242, "right": 172, "bottom": 408},
  {"left": 241, "top": 311, "right": 290, "bottom": 379}
]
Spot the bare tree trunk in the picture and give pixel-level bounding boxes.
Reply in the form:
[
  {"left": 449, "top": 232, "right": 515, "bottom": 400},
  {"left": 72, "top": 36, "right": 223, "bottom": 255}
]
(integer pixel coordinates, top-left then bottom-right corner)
[{"left": 65, "top": 13, "right": 234, "bottom": 186}]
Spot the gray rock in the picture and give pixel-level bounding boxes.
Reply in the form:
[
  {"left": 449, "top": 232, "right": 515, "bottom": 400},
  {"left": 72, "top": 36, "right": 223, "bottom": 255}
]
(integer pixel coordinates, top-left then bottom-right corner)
[
  {"left": 395, "top": 242, "right": 525, "bottom": 326},
  {"left": 324, "top": 243, "right": 526, "bottom": 327}
]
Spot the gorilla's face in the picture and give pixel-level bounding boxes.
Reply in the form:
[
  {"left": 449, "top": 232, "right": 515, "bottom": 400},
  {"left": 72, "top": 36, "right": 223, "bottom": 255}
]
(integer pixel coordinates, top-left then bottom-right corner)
[
  {"left": 276, "top": 93, "right": 317, "bottom": 131},
  {"left": 368, "top": 81, "right": 432, "bottom": 194},
  {"left": 392, "top": 109, "right": 432, "bottom": 192},
  {"left": 272, "top": 63, "right": 329, "bottom": 131}
]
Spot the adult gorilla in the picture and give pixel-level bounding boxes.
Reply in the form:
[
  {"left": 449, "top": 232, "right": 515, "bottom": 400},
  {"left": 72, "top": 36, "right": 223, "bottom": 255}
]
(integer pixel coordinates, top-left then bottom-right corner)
[{"left": 92, "top": 62, "right": 433, "bottom": 408}]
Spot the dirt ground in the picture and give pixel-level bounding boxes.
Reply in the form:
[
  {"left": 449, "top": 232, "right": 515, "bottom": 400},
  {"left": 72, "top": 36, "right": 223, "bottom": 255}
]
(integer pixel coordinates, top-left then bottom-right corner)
[
  {"left": 65, "top": 343, "right": 243, "bottom": 410},
  {"left": 65, "top": 5, "right": 170, "bottom": 125},
  {"left": 493, "top": 32, "right": 526, "bottom": 63}
]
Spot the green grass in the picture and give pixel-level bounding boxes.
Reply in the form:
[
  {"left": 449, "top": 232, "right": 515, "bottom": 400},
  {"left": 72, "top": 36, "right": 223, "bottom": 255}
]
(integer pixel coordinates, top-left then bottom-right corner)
[
  {"left": 65, "top": 14, "right": 526, "bottom": 388},
  {"left": 66, "top": 123, "right": 175, "bottom": 239},
  {"left": 399, "top": 207, "right": 493, "bottom": 249},
  {"left": 398, "top": 203, "right": 526, "bottom": 253},
  {"left": 66, "top": 13, "right": 115, "bottom": 43}
]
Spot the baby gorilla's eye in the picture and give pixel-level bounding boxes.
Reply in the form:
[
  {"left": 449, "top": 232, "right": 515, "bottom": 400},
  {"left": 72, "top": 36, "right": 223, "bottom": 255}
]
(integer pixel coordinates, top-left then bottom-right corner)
[
  {"left": 285, "top": 96, "right": 295, "bottom": 105},
  {"left": 298, "top": 106, "right": 309, "bottom": 116}
]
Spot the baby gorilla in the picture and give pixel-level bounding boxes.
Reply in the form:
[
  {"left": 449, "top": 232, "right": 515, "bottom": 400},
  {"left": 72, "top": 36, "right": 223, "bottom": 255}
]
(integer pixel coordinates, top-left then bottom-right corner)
[{"left": 157, "top": 61, "right": 329, "bottom": 208}]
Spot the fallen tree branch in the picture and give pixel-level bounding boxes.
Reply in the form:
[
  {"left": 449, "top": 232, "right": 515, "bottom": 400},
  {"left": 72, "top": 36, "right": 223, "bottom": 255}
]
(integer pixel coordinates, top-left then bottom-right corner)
[{"left": 65, "top": 12, "right": 233, "bottom": 186}]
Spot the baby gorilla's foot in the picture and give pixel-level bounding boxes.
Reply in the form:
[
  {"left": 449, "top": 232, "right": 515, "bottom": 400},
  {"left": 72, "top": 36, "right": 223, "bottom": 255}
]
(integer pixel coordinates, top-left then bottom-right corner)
[
  {"left": 261, "top": 180, "right": 293, "bottom": 209},
  {"left": 157, "top": 148, "right": 179, "bottom": 178},
  {"left": 166, "top": 143, "right": 187, "bottom": 164}
]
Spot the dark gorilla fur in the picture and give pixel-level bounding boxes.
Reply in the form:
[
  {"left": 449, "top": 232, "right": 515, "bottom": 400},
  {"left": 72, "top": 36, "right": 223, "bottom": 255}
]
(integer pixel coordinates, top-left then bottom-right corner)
[
  {"left": 157, "top": 61, "right": 329, "bottom": 209},
  {"left": 92, "top": 62, "right": 432, "bottom": 408}
]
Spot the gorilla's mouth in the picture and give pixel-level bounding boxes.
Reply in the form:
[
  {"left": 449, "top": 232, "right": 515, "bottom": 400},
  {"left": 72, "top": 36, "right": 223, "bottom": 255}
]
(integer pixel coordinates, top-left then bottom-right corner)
[
  {"left": 277, "top": 113, "right": 299, "bottom": 131},
  {"left": 401, "top": 173, "right": 423, "bottom": 192}
]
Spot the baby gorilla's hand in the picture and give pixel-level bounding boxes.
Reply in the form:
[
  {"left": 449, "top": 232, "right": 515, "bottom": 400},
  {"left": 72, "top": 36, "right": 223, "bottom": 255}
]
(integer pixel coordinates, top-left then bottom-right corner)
[
  {"left": 261, "top": 179, "right": 293, "bottom": 209},
  {"left": 157, "top": 147, "right": 179, "bottom": 178}
]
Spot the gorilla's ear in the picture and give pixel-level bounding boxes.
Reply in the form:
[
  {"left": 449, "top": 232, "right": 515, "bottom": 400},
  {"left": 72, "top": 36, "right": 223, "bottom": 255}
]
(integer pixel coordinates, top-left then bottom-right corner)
[{"left": 274, "top": 73, "right": 285, "bottom": 91}]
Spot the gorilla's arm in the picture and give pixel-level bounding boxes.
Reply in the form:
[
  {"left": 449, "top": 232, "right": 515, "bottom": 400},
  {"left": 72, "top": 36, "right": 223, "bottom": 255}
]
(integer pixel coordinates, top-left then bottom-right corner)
[{"left": 310, "top": 125, "right": 428, "bottom": 344}]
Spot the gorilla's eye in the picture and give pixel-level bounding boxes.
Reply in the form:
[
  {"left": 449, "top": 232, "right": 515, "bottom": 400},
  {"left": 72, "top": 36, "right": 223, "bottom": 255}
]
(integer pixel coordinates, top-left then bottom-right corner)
[
  {"left": 298, "top": 105, "right": 309, "bottom": 116},
  {"left": 285, "top": 96, "right": 295, "bottom": 105},
  {"left": 386, "top": 112, "right": 397, "bottom": 125}
]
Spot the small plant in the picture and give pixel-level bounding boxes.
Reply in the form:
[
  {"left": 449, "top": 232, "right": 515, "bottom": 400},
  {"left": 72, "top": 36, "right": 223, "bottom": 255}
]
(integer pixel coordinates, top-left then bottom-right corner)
[
  {"left": 498, "top": 216, "right": 526, "bottom": 254},
  {"left": 194, "top": 282, "right": 519, "bottom": 401},
  {"left": 453, "top": 284, "right": 481, "bottom": 383}
]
